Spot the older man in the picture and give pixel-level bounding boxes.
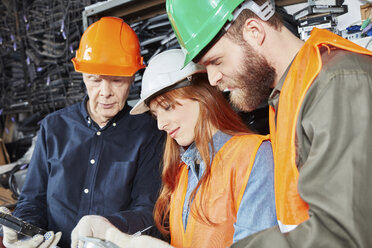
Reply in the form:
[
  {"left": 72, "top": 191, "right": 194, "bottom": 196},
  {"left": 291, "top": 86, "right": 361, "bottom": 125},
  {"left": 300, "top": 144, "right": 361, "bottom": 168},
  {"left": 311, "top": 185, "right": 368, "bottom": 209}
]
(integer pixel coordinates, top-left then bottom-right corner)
[{"left": 3, "top": 17, "right": 164, "bottom": 248}]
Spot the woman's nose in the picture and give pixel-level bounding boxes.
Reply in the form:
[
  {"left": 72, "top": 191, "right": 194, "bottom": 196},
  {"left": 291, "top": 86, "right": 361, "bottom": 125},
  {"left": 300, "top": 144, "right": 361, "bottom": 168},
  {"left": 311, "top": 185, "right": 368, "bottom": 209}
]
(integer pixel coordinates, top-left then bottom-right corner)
[{"left": 157, "top": 114, "right": 167, "bottom": 131}]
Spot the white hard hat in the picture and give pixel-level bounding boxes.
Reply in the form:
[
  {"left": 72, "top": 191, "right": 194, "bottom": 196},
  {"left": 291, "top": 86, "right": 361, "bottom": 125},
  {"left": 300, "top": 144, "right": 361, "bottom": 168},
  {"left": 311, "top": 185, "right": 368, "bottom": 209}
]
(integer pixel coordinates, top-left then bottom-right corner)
[{"left": 130, "top": 49, "right": 206, "bottom": 115}]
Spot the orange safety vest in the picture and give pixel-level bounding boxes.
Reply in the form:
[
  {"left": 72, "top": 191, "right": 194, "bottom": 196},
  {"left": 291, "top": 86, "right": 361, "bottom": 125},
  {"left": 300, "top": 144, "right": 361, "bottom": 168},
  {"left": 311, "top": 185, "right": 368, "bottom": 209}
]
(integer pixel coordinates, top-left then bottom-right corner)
[
  {"left": 269, "top": 28, "right": 372, "bottom": 233},
  {"left": 169, "top": 134, "right": 268, "bottom": 248}
]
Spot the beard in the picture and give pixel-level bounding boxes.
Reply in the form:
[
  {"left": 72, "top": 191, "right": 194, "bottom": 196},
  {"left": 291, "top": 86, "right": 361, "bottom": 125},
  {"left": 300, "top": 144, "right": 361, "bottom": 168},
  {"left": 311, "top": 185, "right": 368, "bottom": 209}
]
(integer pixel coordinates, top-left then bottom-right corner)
[{"left": 222, "top": 45, "right": 276, "bottom": 112}]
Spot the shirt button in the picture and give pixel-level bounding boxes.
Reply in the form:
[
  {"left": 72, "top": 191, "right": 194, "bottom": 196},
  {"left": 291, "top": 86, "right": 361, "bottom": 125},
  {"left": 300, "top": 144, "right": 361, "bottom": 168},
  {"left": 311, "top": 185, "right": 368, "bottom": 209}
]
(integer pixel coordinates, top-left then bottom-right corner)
[
  {"left": 96, "top": 131, "right": 101, "bottom": 136},
  {"left": 84, "top": 189, "right": 89, "bottom": 194},
  {"left": 112, "top": 123, "right": 116, "bottom": 127},
  {"left": 90, "top": 159, "right": 95, "bottom": 164}
]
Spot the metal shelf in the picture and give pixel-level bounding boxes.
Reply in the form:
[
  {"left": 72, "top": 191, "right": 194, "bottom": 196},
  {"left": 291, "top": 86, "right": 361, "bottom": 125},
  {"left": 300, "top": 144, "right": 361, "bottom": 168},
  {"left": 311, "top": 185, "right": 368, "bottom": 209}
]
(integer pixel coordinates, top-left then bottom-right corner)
[
  {"left": 82, "top": 0, "right": 307, "bottom": 30},
  {"left": 82, "top": 0, "right": 166, "bottom": 30}
]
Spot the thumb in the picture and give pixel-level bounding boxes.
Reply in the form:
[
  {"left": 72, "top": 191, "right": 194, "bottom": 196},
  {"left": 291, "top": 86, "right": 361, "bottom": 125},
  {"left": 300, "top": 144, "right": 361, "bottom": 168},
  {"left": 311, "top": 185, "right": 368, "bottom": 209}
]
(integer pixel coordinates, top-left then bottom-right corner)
[
  {"left": 3, "top": 233, "right": 44, "bottom": 248},
  {"left": 2, "top": 226, "right": 18, "bottom": 246},
  {"left": 105, "top": 227, "right": 132, "bottom": 248},
  {"left": 27, "top": 234, "right": 45, "bottom": 248},
  {"left": 70, "top": 225, "right": 79, "bottom": 248}
]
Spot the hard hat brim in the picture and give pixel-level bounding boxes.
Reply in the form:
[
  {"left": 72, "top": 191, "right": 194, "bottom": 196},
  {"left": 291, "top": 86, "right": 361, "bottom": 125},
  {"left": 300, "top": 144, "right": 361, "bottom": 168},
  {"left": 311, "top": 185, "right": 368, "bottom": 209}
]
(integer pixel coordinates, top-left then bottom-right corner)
[
  {"left": 130, "top": 70, "right": 205, "bottom": 115},
  {"left": 72, "top": 57, "right": 145, "bottom": 77}
]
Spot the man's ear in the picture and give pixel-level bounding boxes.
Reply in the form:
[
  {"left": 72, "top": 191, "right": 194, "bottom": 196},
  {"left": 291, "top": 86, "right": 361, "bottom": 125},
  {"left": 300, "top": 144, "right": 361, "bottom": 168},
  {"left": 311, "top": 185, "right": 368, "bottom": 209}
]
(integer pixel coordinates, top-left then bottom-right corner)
[{"left": 242, "top": 18, "right": 266, "bottom": 48}]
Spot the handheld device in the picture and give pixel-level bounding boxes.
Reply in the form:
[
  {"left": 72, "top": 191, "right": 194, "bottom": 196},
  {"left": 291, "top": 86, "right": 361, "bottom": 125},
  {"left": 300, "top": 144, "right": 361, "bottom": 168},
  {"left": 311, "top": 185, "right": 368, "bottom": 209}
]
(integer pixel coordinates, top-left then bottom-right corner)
[
  {"left": 78, "top": 225, "right": 152, "bottom": 248},
  {"left": 0, "top": 212, "right": 47, "bottom": 237},
  {"left": 79, "top": 236, "right": 120, "bottom": 248}
]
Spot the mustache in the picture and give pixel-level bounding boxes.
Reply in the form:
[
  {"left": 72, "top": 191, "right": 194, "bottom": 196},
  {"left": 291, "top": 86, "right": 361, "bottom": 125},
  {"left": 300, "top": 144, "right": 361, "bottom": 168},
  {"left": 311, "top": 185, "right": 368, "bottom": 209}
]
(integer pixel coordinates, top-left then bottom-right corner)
[
  {"left": 216, "top": 80, "right": 235, "bottom": 92},
  {"left": 217, "top": 84, "right": 226, "bottom": 92}
]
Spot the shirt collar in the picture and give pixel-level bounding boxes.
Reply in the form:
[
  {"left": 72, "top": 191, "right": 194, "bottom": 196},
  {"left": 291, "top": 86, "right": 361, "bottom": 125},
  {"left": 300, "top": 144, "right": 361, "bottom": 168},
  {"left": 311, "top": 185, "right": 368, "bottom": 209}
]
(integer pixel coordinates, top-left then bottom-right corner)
[
  {"left": 268, "top": 58, "right": 294, "bottom": 110},
  {"left": 181, "top": 131, "right": 232, "bottom": 172}
]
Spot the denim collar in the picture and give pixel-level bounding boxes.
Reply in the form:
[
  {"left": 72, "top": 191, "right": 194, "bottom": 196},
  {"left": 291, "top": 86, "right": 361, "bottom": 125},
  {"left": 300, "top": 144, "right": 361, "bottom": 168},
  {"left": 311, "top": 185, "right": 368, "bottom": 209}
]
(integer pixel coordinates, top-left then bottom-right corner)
[{"left": 181, "top": 131, "right": 232, "bottom": 176}]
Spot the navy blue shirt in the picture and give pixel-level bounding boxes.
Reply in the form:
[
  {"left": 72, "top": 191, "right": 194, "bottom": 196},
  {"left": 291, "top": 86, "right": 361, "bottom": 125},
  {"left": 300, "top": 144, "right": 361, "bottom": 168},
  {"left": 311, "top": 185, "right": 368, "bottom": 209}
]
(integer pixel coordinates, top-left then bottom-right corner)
[{"left": 12, "top": 98, "right": 164, "bottom": 247}]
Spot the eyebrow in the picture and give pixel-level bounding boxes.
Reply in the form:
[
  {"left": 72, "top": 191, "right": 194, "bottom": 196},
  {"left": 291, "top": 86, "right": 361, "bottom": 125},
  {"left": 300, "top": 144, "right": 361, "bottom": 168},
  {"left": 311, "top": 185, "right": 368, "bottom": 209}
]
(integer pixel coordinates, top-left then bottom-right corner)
[
  {"left": 87, "top": 74, "right": 100, "bottom": 79},
  {"left": 200, "top": 55, "right": 218, "bottom": 66},
  {"left": 199, "top": 57, "right": 208, "bottom": 65},
  {"left": 87, "top": 75, "right": 124, "bottom": 81}
]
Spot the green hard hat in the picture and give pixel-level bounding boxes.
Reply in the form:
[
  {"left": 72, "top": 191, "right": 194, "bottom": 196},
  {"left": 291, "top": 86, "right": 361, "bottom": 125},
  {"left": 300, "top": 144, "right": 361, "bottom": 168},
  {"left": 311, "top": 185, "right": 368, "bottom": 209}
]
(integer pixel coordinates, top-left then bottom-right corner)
[{"left": 166, "top": 0, "right": 244, "bottom": 66}]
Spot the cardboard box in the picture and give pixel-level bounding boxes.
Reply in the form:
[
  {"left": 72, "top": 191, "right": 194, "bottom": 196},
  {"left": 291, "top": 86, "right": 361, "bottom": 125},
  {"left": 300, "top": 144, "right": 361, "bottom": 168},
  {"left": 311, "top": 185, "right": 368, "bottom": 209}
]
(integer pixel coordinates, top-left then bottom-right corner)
[
  {"left": 0, "top": 138, "right": 16, "bottom": 210},
  {"left": 0, "top": 187, "right": 17, "bottom": 208},
  {"left": 0, "top": 139, "right": 17, "bottom": 209},
  {"left": 361, "top": 3, "right": 372, "bottom": 20},
  {"left": 0, "top": 138, "right": 10, "bottom": 165},
  {"left": 2, "top": 115, "right": 16, "bottom": 144}
]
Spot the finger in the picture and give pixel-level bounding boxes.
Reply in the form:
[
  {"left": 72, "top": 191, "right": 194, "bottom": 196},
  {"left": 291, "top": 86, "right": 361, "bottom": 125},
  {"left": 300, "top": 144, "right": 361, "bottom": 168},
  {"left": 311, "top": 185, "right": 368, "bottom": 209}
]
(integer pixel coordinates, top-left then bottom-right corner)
[
  {"left": 49, "top": 231, "right": 62, "bottom": 247},
  {"left": 105, "top": 227, "right": 132, "bottom": 247},
  {"left": 0, "top": 208, "right": 17, "bottom": 245},
  {"left": 70, "top": 227, "right": 79, "bottom": 248},
  {"left": 78, "top": 240, "right": 84, "bottom": 248},
  {"left": 139, "top": 236, "right": 173, "bottom": 248},
  {"left": 2, "top": 226, "right": 18, "bottom": 245},
  {"left": 0, "top": 207, "right": 11, "bottom": 214},
  {"left": 27, "top": 234, "right": 45, "bottom": 248},
  {"left": 9, "top": 234, "right": 44, "bottom": 248},
  {"left": 38, "top": 231, "right": 56, "bottom": 248},
  {"left": 71, "top": 229, "right": 91, "bottom": 248}
]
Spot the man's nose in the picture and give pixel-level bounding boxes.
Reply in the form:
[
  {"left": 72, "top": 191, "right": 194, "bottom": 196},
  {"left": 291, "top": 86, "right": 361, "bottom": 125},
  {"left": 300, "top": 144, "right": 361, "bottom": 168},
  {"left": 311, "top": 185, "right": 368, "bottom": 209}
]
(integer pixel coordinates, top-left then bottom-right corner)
[
  {"left": 100, "top": 80, "right": 113, "bottom": 97},
  {"left": 206, "top": 66, "right": 222, "bottom": 86}
]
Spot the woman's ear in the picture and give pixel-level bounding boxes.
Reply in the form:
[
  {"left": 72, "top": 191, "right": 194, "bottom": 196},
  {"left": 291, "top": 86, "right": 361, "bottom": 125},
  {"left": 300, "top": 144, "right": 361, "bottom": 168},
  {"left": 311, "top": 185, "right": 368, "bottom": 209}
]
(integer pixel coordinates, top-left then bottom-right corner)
[{"left": 242, "top": 18, "right": 266, "bottom": 48}]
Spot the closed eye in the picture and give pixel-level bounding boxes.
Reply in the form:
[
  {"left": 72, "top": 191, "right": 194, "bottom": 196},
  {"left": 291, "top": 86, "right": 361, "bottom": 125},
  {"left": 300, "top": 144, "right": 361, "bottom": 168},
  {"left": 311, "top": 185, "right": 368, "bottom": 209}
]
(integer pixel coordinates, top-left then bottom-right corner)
[
  {"left": 159, "top": 101, "right": 172, "bottom": 111},
  {"left": 210, "top": 58, "right": 221, "bottom": 66}
]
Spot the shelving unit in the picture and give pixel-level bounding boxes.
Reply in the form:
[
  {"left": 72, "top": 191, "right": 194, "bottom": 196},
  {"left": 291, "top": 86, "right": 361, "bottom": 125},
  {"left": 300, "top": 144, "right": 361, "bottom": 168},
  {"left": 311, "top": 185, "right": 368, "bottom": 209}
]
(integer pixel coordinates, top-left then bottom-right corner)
[
  {"left": 82, "top": 0, "right": 167, "bottom": 29},
  {"left": 81, "top": 0, "right": 307, "bottom": 30}
]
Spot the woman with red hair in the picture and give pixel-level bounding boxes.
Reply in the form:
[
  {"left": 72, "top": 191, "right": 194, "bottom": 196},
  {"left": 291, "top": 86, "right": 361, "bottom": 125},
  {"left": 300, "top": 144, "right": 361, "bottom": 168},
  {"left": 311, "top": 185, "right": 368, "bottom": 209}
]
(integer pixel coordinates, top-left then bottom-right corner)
[{"left": 82, "top": 49, "right": 277, "bottom": 248}]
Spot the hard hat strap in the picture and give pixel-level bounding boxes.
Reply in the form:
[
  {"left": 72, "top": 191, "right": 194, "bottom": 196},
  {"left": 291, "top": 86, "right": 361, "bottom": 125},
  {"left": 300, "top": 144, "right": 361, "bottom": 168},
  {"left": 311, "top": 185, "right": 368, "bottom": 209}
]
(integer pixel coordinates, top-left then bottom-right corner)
[{"left": 224, "top": 0, "right": 275, "bottom": 32}]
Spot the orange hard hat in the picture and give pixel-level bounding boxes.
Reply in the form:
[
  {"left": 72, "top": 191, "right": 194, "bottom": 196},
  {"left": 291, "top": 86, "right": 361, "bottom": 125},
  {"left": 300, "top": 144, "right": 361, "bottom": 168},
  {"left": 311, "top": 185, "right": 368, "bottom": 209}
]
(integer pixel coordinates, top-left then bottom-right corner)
[{"left": 72, "top": 17, "right": 145, "bottom": 76}]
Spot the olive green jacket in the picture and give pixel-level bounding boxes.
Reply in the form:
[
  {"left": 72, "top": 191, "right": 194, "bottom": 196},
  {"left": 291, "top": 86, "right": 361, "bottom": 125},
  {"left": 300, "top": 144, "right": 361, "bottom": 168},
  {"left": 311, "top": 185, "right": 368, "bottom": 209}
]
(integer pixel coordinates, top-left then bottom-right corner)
[{"left": 233, "top": 46, "right": 372, "bottom": 247}]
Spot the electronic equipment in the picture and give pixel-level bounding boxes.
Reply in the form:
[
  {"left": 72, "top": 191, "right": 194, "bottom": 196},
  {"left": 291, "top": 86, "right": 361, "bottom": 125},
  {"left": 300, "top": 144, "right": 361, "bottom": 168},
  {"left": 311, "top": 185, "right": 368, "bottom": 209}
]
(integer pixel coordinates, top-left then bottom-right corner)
[{"left": 0, "top": 212, "right": 47, "bottom": 237}]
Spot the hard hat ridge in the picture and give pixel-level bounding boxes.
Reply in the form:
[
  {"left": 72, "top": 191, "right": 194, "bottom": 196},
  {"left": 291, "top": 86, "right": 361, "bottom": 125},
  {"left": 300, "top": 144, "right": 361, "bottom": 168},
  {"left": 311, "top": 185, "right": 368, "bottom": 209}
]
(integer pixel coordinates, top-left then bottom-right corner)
[{"left": 72, "top": 16, "right": 145, "bottom": 77}]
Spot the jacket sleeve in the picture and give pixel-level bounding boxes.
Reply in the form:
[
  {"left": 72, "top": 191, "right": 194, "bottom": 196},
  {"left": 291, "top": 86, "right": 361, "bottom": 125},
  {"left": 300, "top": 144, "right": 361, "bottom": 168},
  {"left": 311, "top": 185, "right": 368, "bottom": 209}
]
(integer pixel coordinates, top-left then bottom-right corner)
[
  {"left": 232, "top": 56, "right": 372, "bottom": 248},
  {"left": 233, "top": 141, "right": 277, "bottom": 243},
  {"left": 12, "top": 122, "right": 49, "bottom": 228},
  {"left": 104, "top": 129, "right": 165, "bottom": 237}
]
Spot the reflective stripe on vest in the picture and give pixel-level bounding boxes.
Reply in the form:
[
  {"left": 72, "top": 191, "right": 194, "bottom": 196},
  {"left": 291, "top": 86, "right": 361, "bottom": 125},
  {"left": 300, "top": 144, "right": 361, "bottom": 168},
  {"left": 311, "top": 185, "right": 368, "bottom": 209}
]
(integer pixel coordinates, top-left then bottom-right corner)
[
  {"left": 269, "top": 28, "right": 372, "bottom": 233},
  {"left": 170, "top": 134, "right": 268, "bottom": 248}
]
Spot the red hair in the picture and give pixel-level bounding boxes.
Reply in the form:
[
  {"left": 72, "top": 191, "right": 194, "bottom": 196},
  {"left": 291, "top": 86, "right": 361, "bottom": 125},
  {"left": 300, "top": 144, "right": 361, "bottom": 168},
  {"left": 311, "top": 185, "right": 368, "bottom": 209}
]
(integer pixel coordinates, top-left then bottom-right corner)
[{"left": 153, "top": 73, "right": 250, "bottom": 237}]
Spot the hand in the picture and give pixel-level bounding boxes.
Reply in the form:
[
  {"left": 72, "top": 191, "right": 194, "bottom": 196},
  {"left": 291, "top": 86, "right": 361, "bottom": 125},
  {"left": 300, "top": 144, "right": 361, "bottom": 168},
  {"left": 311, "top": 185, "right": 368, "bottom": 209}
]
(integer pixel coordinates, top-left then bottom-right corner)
[
  {"left": 105, "top": 227, "right": 173, "bottom": 248},
  {"left": 71, "top": 215, "right": 115, "bottom": 248},
  {"left": 2, "top": 227, "right": 61, "bottom": 248},
  {"left": 0, "top": 206, "right": 61, "bottom": 248}
]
